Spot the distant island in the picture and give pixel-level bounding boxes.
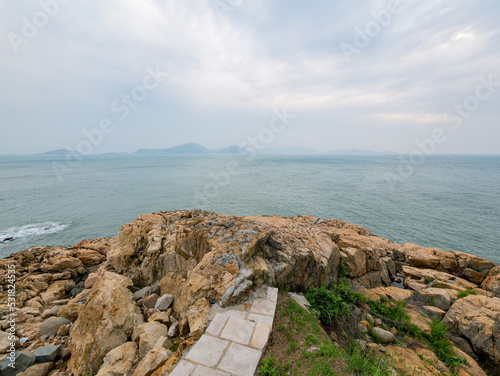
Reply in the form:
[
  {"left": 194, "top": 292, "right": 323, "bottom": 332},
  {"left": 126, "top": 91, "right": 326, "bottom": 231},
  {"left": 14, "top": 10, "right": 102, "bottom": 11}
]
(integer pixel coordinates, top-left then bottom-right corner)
[
  {"left": 39, "top": 143, "right": 397, "bottom": 156},
  {"left": 134, "top": 143, "right": 249, "bottom": 155}
]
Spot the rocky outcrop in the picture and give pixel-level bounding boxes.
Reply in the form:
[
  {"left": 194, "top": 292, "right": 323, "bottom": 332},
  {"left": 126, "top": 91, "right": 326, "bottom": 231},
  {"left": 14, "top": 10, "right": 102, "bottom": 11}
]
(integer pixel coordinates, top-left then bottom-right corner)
[
  {"left": 67, "top": 271, "right": 142, "bottom": 376},
  {"left": 0, "top": 210, "right": 498, "bottom": 375}
]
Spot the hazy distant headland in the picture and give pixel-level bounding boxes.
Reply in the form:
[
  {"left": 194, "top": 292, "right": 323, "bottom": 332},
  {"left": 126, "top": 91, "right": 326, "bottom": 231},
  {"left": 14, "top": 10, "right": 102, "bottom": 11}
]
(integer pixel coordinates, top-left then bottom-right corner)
[{"left": 39, "top": 143, "right": 397, "bottom": 156}]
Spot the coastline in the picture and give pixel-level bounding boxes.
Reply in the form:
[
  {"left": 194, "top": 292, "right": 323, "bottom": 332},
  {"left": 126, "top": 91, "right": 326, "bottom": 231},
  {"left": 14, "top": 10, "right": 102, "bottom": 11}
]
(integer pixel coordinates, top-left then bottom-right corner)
[{"left": 1, "top": 210, "right": 499, "bottom": 375}]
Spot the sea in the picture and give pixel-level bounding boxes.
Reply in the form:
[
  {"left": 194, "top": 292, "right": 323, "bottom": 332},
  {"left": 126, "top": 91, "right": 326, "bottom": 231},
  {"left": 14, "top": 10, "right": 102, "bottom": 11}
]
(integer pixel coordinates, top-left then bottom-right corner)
[{"left": 0, "top": 154, "right": 499, "bottom": 263}]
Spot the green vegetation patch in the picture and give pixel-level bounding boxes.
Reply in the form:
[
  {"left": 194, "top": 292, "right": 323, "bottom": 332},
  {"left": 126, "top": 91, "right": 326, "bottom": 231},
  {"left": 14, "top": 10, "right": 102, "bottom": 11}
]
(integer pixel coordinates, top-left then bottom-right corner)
[
  {"left": 457, "top": 289, "right": 476, "bottom": 299},
  {"left": 259, "top": 295, "right": 398, "bottom": 376},
  {"left": 305, "top": 278, "right": 468, "bottom": 373}
]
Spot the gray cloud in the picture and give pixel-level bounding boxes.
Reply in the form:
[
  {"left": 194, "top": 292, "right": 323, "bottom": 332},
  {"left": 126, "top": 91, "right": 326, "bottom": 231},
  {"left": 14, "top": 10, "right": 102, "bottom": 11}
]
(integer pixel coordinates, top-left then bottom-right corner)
[{"left": 1, "top": 0, "right": 499, "bottom": 154}]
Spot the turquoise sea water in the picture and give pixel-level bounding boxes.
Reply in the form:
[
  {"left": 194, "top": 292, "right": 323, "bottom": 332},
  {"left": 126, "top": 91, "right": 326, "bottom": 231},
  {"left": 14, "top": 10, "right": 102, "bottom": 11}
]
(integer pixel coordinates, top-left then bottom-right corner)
[{"left": 0, "top": 155, "right": 499, "bottom": 263}]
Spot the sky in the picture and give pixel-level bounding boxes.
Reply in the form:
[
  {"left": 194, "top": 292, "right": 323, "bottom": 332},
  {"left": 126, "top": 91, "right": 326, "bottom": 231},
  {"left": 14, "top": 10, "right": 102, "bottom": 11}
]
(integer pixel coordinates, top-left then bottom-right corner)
[{"left": 1, "top": 0, "right": 499, "bottom": 155}]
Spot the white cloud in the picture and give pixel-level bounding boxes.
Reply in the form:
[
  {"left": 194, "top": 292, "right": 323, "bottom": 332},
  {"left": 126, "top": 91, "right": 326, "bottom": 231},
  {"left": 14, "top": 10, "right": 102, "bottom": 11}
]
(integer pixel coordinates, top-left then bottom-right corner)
[{"left": 0, "top": 0, "right": 499, "bottom": 153}]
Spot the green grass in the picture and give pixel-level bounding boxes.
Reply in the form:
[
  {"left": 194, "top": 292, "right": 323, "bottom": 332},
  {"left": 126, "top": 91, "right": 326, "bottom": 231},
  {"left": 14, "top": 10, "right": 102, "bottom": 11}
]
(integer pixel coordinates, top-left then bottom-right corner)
[
  {"left": 426, "top": 319, "right": 468, "bottom": 371},
  {"left": 263, "top": 295, "right": 426, "bottom": 376},
  {"left": 305, "top": 278, "right": 468, "bottom": 374},
  {"left": 259, "top": 356, "right": 290, "bottom": 376},
  {"left": 457, "top": 289, "right": 476, "bottom": 299},
  {"left": 262, "top": 299, "right": 343, "bottom": 375},
  {"left": 169, "top": 341, "right": 180, "bottom": 352},
  {"left": 344, "top": 342, "right": 395, "bottom": 376}
]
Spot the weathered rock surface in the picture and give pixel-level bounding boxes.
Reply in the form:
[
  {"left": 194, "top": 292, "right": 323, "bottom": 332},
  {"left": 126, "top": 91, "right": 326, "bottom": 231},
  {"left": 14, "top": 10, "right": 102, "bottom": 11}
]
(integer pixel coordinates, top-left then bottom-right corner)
[
  {"left": 444, "top": 295, "right": 500, "bottom": 369},
  {"left": 132, "top": 348, "right": 173, "bottom": 376},
  {"left": 133, "top": 322, "right": 169, "bottom": 358},
  {"left": 417, "top": 287, "right": 452, "bottom": 311},
  {"left": 0, "top": 210, "right": 498, "bottom": 376},
  {"left": 96, "top": 341, "right": 138, "bottom": 376},
  {"left": 482, "top": 266, "right": 500, "bottom": 297},
  {"left": 67, "top": 271, "right": 141, "bottom": 376},
  {"left": 17, "top": 362, "right": 53, "bottom": 376}
]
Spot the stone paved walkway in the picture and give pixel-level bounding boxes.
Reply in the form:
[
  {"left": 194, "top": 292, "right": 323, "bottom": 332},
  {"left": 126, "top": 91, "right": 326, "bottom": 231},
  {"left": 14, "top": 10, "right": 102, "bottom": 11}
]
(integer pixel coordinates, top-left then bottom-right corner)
[{"left": 170, "top": 287, "right": 279, "bottom": 376}]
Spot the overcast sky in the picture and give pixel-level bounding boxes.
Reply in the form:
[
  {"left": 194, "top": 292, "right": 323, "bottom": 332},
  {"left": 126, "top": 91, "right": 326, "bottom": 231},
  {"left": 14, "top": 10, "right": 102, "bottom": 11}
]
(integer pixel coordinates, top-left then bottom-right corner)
[{"left": 1, "top": 0, "right": 499, "bottom": 155}]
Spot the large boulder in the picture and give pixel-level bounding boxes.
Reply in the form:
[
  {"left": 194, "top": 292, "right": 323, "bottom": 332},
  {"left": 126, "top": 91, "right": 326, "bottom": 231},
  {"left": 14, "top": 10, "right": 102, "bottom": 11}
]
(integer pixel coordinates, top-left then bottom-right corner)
[
  {"left": 96, "top": 341, "right": 138, "bottom": 376},
  {"left": 482, "top": 266, "right": 500, "bottom": 297},
  {"left": 417, "top": 288, "right": 452, "bottom": 311},
  {"left": 132, "top": 322, "right": 169, "bottom": 358},
  {"left": 67, "top": 271, "right": 142, "bottom": 376},
  {"left": 131, "top": 348, "right": 173, "bottom": 376},
  {"left": 444, "top": 295, "right": 500, "bottom": 370}
]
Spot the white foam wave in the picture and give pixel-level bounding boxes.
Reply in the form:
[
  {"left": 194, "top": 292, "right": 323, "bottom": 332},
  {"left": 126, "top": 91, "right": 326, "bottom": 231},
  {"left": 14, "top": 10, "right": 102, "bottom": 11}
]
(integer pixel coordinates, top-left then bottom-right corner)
[{"left": 0, "top": 222, "right": 68, "bottom": 244}]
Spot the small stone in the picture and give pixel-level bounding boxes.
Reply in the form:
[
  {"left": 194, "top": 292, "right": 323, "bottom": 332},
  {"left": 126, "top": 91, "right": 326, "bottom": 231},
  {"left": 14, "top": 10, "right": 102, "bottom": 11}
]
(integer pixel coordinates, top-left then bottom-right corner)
[
  {"left": 49, "top": 306, "right": 63, "bottom": 316},
  {"left": 355, "top": 340, "right": 367, "bottom": 351},
  {"left": 168, "top": 322, "right": 179, "bottom": 338},
  {"left": 360, "top": 320, "right": 371, "bottom": 330},
  {"left": 143, "top": 294, "right": 159, "bottom": 309},
  {"left": 56, "top": 324, "right": 70, "bottom": 337},
  {"left": 364, "top": 313, "right": 374, "bottom": 326},
  {"left": 390, "top": 327, "right": 398, "bottom": 336},
  {"left": 352, "top": 306, "right": 362, "bottom": 317},
  {"left": 61, "top": 348, "right": 71, "bottom": 361},
  {"left": 134, "top": 286, "right": 152, "bottom": 300},
  {"left": 33, "top": 345, "right": 62, "bottom": 363},
  {"left": 330, "top": 331, "right": 338, "bottom": 342},
  {"left": 358, "top": 323, "right": 368, "bottom": 334},
  {"left": 306, "top": 346, "right": 320, "bottom": 353},
  {"left": 367, "top": 343, "right": 380, "bottom": 356},
  {"left": 155, "top": 294, "right": 174, "bottom": 311},
  {"left": 179, "top": 318, "right": 189, "bottom": 336},
  {"left": 371, "top": 327, "right": 396, "bottom": 344},
  {"left": 375, "top": 318, "right": 383, "bottom": 326},
  {"left": 148, "top": 311, "right": 170, "bottom": 325},
  {"left": 39, "top": 317, "right": 70, "bottom": 337},
  {"left": 84, "top": 273, "right": 99, "bottom": 289},
  {"left": 210, "top": 258, "right": 216, "bottom": 264}
]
